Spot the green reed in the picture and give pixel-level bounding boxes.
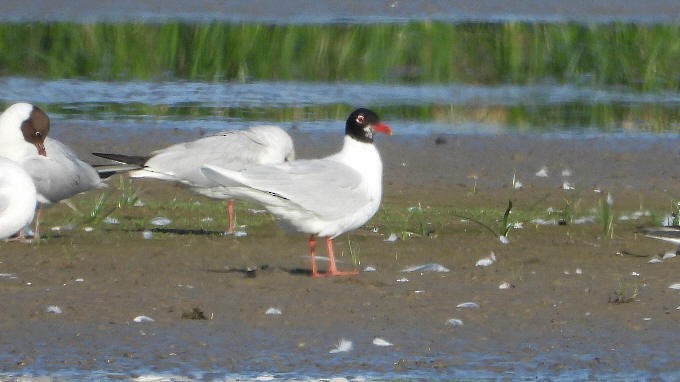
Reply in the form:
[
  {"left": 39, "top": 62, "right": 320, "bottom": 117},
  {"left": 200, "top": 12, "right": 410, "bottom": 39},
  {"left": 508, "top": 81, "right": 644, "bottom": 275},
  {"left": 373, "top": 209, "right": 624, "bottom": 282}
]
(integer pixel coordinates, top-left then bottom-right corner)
[{"left": 0, "top": 22, "right": 679, "bottom": 90}]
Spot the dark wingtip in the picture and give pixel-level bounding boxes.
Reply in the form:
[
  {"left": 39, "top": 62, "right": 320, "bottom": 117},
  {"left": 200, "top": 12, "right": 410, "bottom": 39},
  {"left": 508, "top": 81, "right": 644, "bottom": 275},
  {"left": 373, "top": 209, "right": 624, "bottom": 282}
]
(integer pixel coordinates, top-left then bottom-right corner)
[{"left": 92, "top": 152, "right": 150, "bottom": 166}]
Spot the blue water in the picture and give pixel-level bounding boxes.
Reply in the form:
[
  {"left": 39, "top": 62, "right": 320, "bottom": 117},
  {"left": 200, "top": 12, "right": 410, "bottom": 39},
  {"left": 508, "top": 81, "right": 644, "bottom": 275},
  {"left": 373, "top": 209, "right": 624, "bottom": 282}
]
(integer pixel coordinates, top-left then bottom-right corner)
[{"left": 4, "top": 77, "right": 680, "bottom": 136}]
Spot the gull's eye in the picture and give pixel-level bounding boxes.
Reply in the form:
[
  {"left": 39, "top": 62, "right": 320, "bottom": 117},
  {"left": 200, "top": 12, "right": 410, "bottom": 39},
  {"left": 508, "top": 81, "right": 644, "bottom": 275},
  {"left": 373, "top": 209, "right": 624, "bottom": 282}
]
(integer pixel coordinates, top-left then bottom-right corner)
[{"left": 356, "top": 114, "right": 365, "bottom": 124}]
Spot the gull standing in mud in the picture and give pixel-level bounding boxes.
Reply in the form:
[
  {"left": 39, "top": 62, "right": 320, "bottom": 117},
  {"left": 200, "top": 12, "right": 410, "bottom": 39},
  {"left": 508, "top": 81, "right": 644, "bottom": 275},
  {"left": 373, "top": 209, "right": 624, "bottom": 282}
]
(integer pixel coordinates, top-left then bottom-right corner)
[
  {"left": 0, "top": 103, "right": 107, "bottom": 239},
  {"left": 202, "top": 108, "right": 392, "bottom": 277},
  {"left": 0, "top": 157, "right": 37, "bottom": 240},
  {"left": 93, "top": 125, "right": 295, "bottom": 234}
]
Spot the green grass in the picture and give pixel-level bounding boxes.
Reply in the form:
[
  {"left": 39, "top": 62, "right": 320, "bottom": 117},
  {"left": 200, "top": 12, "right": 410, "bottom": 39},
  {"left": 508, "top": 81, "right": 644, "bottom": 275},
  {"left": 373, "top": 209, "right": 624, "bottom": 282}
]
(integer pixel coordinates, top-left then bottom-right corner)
[{"left": 0, "top": 21, "right": 679, "bottom": 90}]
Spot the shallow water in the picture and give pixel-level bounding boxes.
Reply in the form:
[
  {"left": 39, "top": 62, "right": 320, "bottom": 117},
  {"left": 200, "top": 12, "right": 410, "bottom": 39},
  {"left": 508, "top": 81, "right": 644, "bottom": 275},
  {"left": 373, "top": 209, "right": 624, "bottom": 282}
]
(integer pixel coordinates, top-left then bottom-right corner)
[{"left": 5, "top": 77, "right": 680, "bottom": 135}]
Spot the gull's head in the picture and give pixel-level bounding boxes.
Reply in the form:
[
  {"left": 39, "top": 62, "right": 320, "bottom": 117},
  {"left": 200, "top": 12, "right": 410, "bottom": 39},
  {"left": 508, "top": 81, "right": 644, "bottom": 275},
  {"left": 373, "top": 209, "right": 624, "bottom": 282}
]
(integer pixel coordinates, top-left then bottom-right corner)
[{"left": 345, "top": 108, "right": 392, "bottom": 144}]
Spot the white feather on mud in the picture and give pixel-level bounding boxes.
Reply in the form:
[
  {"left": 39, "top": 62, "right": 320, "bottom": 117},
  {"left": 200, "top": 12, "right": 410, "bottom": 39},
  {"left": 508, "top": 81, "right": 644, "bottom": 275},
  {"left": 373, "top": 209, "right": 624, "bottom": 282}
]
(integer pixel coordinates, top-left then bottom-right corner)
[
  {"left": 535, "top": 166, "right": 549, "bottom": 177},
  {"left": 265, "top": 307, "right": 282, "bottom": 315},
  {"left": 668, "top": 283, "right": 680, "bottom": 290},
  {"left": 456, "top": 302, "right": 479, "bottom": 309},
  {"left": 46, "top": 306, "right": 62, "bottom": 314},
  {"left": 401, "top": 263, "right": 450, "bottom": 273},
  {"left": 150, "top": 216, "right": 172, "bottom": 226},
  {"left": 499, "top": 281, "right": 514, "bottom": 289},
  {"left": 372, "top": 338, "right": 393, "bottom": 347},
  {"left": 662, "top": 252, "right": 676, "bottom": 260},
  {"left": 329, "top": 338, "right": 352, "bottom": 353},
  {"left": 103, "top": 216, "right": 119, "bottom": 224},
  {"left": 133, "top": 315, "right": 154, "bottom": 323},
  {"left": 476, "top": 251, "right": 496, "bottom": 267},
  {"left": 384, "top": 233, "right": 398, "bottom": 242},
  {"left": 446, "top": 318, "right": 464, "bottom": 327}
]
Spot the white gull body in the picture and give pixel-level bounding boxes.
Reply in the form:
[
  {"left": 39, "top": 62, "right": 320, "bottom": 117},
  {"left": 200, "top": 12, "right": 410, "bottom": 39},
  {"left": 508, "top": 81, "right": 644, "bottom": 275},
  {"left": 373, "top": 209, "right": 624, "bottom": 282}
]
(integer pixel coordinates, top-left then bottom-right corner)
[
  {"left": 201, "top": 108, "right": 391, "bottom": 276},
  {"left": 0, "top": 157, "right": 37, "bottom": 240},
  {"left": 203, "top": 135, "right": 382, "bottom": 238},
  {"left": 0, "top": 103, "right": 105, "bottom": 205},
  {"left": 94, "top": 125, "right": 295, "bottom": 233},
  {"left": 129, "top": 125, "right": 295, "bottom": 196},
  {"left": 0, "top": 103, "right": 105, "bottom": 238}
]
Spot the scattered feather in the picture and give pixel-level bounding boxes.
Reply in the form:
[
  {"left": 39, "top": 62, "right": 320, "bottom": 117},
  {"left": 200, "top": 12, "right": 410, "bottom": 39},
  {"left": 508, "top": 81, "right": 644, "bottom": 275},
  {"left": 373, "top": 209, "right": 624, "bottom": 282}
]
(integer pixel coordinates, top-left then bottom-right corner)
[
  {"left": 103, "top": 216, "right": 119, "bottom": 224},
  {"left": 396, "top": 277, "right": 409, "bottom": 283},
  {"left": 663, "top": 252, "right": 677, "bottom": 260},
  {"left": 575, "top": 268, "right": 583, "bottom": 275},
  {"left": 562, "top": 181, "right": 575, "bottom": 190},
  {"left": 513, "top": 222, "right": 524, "bottom": 229},
  {"left": 0, "top": 273, "right": 17, "bottom": 279},
  {"left": 372, "top": 338, "right": 393, "bottom": 347},
  {"left": 456, "top": 302, "right": 479, "bottom": 309},
  {"left": 363, "top": 266, "right": 377, "bottom": 272},
  {"left": 573, "top": 216, "right": 597, "bottom": 224},
  {"left": 82, "top": 226, "right": 94, "bottom": 232},
  {"left": 648, "top": 258, "right": 663, "bottom": 264},
  {"left": 530, "top": 218, "right": 557, "bottom": 226},
  {"left": 446, "top": 318, "right": 464, "bottom": 326},
  {"left": 475, "top": 252, "right": 496, "bottom": 267},
  {"left": 232, "top": 231, "right": 248, "bottom": 237},
  {"left": 133, "top": 199, "right": 145, "bottom": 207},
  {"left": 133, "top": 315, "right": 154, "bottom": 323},
  {"left": 46, "top": 306, "right": 62, "bottom": 314},
  {"left": 384, "top": 233, "right": 398, "bottom": 242},
  {"left": 669, "top": 283, "right": 680, "bottom": 290},
  {"left": 150, "top": 216, "right": 172, "bottom": 226},
  {"left": 142, "top": 230, "right": 153, "bottom": 240},
  {"left": 265, "top": 307, "right": 282, "bottom": 315},
  {"left": 200, "top": 217, "right": 213, "bottom": 222},
  {"left": 499, "top": 235, "right": 510, "bottom": 244},
  {"left": 247, "top": 208, "right": 267, "bottom": 214},
  {"left": 75, "top": 278, "right": 84, "bottom": 283},
  {"left": 329, "top": 338, "right": 352, "bottom": 353},
  {"left": 631, "top": 272, "right": 640, "bottom": 277},
  {"left": 561, "top": 168, "right": 573, "bottom": 177},
  {"left": 535, "top": 166, "right": 549, "bottom": 177},
  {"left": 499, "top": 281, "right": 514, "bottom": 289},
  {"left": 401, "top": 263, "right": 450, "bottom": 273}
]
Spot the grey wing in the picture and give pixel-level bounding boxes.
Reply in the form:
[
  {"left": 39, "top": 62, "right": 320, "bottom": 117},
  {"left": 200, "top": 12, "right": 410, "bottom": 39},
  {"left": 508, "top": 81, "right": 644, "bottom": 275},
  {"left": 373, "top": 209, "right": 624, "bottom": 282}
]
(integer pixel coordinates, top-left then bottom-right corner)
[
  {"left": 145, "top": 130, "right": 283, "bottom": 186},
  {"left": 24, "top": 141, "right": 104, "bottom": 203},
  {"left": 232, "top": 159, "right": 368, "bottom": 220}
]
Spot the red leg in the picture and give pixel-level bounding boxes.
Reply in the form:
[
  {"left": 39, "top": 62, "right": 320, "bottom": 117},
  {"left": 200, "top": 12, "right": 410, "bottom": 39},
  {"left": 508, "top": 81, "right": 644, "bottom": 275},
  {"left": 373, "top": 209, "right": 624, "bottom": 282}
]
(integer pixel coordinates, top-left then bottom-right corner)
[
  {"left": 226, "top": 199, "right": 235, "bottom": 234},
  {"left": 324, "top": 237, "right": 359, "bottom": 276},
  {"left": 309, "top": 235, "right": 320, "bottom": 277}
]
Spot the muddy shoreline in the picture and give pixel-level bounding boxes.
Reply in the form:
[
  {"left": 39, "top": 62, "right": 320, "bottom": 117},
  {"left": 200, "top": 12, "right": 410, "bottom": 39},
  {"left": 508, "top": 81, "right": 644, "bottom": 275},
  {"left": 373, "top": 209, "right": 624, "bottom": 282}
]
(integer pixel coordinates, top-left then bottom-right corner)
[{"left": 2, "top": 129, "right": 680, "bottom": 379}]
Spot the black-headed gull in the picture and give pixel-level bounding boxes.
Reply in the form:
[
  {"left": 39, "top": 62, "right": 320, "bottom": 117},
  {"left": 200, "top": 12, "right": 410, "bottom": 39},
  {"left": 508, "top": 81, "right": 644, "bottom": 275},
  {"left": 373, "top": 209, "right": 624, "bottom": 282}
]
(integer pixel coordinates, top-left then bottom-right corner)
[
  {"left": 0, "top": 157, "right": 37, "bottom": 240},
  {"left": 93, "top": 125, "right": 295, "bottom": 234},
  {"left": 201, "top": 108, "right": 392, "bottom": 277},
  {"left": 0, "top": 103, "right": 106, "bottom": 238}
]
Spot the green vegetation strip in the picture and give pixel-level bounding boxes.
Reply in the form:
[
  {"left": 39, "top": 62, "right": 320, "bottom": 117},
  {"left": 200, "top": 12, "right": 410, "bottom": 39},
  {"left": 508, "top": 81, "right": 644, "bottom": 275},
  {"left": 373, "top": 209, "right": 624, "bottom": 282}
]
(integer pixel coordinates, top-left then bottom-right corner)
[{"left": 0, "top": 22, "right": 679, "bottom": 90}]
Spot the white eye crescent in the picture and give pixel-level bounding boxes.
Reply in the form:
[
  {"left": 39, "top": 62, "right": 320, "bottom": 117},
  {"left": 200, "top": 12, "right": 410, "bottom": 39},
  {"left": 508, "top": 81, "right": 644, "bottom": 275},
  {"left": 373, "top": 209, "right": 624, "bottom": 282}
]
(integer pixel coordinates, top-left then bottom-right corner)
[{"left": 356, "top": 114, "right": 365, "bottom": 124}]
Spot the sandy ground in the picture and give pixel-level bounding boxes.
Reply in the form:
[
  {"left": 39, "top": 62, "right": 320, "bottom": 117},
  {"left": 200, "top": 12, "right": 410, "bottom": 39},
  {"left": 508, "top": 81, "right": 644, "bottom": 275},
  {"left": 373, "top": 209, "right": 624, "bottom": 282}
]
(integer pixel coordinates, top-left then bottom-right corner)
[{"left": 1, "top": 128, "right": 680, "bottom": 379}]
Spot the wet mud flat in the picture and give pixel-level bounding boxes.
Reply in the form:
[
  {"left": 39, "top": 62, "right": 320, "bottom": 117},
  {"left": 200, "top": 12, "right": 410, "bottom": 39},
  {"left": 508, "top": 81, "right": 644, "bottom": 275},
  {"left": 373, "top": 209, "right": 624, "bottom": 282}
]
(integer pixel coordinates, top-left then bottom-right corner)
[{"left": 2, "top": 130, "right": 680, "bottom": 380}]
